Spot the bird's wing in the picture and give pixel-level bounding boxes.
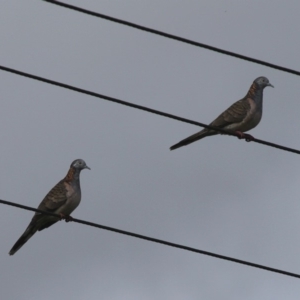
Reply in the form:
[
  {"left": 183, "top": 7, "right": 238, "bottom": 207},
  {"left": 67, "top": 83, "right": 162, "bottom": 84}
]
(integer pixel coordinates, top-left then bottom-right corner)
[
  {"left": 210, "top": 98, "right": 251, "bottom": 128},
  {"left": 38, "top": 180, "right": 68, "bottom": 211},
  {"left": 30, "top": 180, "right": 68, "bottom": 231}
]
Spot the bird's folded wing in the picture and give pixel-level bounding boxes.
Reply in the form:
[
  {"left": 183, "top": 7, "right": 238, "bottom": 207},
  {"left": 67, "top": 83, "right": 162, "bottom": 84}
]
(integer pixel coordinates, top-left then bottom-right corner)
[
  {"left": 38, "top": 180, "right": 68, "bottom": 211},
  {"left": 210, "top": 98, "right": 251, "bottom": 128},
  {"left": 27, "top": 181, "right": 68, "bottom": 231}
]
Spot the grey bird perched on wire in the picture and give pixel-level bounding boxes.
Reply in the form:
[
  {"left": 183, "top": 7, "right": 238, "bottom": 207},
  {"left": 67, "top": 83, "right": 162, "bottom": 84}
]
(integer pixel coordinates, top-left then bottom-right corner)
[
  {"left": 170, "top": 76, "right": 273, "bottom": 150},
  {"left": 9, "top": 159, "right": 90, "bottom": 255}
]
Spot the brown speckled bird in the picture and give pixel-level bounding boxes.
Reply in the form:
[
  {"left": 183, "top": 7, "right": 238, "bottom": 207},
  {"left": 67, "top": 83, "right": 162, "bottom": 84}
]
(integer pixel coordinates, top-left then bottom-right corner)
[
  {"left": 170, "top": 76, "right": 273, "bottom": 150},
  {"left": 9, "top": 159, "right": 90, "bottom": 255}
]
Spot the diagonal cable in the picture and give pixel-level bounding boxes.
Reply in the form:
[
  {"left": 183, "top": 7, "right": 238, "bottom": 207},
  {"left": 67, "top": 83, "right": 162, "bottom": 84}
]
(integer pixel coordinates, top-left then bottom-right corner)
[
  {"left": 41, "top": 0, "right": 300, "bottom": 76},
  {"left": 2, "top": 198, "right": 300, "bottom": 279},
  {"left": 1, "top": 64, "right": 300, "bottom": 155}
]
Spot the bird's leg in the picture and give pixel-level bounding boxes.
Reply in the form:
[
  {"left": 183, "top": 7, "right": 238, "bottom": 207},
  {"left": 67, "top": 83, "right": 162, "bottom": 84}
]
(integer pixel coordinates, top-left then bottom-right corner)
[
  {"left": 235, "top": 131, "right": 254, "bottom": 142},
  {"left": 58, "top": 213, "right": 65, "bottom": 220},
  {"left": 58, "top": 213, "right": 74, "bottom": 222}
]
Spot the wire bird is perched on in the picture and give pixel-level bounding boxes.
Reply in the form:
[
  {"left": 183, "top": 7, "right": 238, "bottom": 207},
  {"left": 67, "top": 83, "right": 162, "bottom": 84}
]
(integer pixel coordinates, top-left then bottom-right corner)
[
  {"left": 170, "top": 76, "right": 273, "bottom": 150},
  {"left": 9, "top": 159, "right": 90, "bottom": 255}
]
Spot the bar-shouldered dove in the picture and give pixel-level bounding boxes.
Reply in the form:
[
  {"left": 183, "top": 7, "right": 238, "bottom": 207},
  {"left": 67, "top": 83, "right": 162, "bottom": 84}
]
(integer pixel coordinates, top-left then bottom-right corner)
[
  {"left": 9, "top": 159, "right": 90, "bottom": 255},
  {"left": 170, "top": 76, "right": 273, "bottom": 150}
]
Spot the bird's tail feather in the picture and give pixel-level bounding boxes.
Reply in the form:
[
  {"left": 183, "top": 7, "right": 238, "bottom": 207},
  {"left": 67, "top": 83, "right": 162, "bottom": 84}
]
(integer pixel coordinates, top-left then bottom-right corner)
[
  {"left": 9, "top": 225, "right": 38, "bottom": 256},
  {"left": 170, "top": 129, "right": 215, "bottom": 150}
]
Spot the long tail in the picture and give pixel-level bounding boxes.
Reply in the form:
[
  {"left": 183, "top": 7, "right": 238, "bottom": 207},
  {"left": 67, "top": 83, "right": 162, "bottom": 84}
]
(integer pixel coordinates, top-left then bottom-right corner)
[
  {"left": 9, "top": 224, "right": 38, "bottom": 255},
  {"left": 170, "top": 129, "right": 216, "bottom": 150}
]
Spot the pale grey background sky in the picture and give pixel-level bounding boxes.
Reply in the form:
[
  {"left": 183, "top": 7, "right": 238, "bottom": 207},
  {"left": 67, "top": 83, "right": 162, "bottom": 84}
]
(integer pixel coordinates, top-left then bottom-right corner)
[{"left": 1, "top": 1, "right": 300, "bottom": 299}]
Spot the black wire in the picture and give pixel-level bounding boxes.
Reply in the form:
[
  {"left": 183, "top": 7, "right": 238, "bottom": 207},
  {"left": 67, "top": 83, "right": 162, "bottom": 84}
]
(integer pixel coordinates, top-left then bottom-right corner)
[
  {"left": 1, "top": 64, "right": 300, "bottom": 155},
  {"left": 41, "top": 0, "right": 300, "bottom": 76},
  {"left": 3, "top": 198, "right": 300, "bottom": 279}
]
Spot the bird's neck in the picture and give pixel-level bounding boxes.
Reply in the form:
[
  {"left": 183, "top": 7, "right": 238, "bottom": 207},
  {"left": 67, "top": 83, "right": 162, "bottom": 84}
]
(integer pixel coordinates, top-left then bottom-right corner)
[
  {"left": 64, "top": 167, "right": 81, "bottom": 183},
  {"left": 247, "top": 83, "right": 263, "bottom": 104}
]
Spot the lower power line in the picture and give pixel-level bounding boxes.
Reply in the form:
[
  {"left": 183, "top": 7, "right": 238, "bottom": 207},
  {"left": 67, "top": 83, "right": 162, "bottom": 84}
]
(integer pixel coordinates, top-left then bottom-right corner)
[{"left": 2, "top": 198, "right": 300, "bottom": 279}]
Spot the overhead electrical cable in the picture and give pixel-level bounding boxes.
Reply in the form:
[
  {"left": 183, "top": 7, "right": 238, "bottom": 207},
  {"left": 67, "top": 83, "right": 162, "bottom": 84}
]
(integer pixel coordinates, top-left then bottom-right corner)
[
  {"left": 42, "top": 0, "right": 300, "bottom": 76},
  {"left": 1, "top": 65, "right": 299, "bottom": 155},
  {"left": 2, "top": 198, "right": 300, "bottom": 279}
]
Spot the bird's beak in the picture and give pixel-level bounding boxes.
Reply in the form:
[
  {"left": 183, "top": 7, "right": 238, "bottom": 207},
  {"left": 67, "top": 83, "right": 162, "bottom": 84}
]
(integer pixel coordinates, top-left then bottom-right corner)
[
  {"left": 85, "top": 166, "right": 91, "bottom": 170},
  {"left": 268, "top": 83, "right": 274, "bottom": 88}
]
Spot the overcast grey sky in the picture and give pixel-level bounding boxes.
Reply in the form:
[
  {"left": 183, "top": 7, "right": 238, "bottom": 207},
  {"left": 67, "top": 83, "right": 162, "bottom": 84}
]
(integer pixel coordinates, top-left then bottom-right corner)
[{"left": 1, "top": 1, "right": 300, "bottom": 299}]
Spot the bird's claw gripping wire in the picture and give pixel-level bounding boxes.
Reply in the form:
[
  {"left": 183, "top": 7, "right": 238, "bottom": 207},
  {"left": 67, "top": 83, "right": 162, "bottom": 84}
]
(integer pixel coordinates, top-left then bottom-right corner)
[
  {"left": 59, "top": 213, "right": 74, "bottom": 222},
  {"left": 235, "top": 131, "right": 255, "bottom": 142}
]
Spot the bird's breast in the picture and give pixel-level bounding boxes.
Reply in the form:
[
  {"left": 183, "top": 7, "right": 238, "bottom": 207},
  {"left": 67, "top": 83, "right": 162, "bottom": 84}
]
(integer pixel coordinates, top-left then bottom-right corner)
[
  {"left": 239, "top": 100, "right": 262, "bottom": 132},
  {"left": 61, "top": 182, "right": 82, "bottom": 215}
]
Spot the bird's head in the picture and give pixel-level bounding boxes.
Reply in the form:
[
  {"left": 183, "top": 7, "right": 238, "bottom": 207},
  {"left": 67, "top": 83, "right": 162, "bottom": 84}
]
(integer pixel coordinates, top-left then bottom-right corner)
[
  {"left": 70, "top": 159, "right": 91, "bottom": 171},
  {"left": 254, "top": 76, "right": 274, "bottom": 89}
]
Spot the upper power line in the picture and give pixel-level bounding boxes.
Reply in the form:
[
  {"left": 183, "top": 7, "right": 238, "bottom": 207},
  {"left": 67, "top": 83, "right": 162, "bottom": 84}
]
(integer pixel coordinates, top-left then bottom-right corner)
[
  {"left": 1, "top": 64, "right": 300, "bottom": 155},
  {"left": 42, "top": 0, "right": 300, "bottom": 77},
  {"left": 2, "top": 198, "right": 300, "bottom": 280}
]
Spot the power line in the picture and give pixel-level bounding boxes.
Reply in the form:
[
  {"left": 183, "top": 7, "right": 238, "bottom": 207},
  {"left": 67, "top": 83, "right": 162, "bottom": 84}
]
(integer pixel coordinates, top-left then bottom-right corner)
[
  {"left": 41, "top": 0, "right": 300, "bottom": 77},
  {"left": 1, "top": 64, "right": 300, "bottom": 155},
  {"left": 2, "top": 198, "right": 300, "bottom": 279}
]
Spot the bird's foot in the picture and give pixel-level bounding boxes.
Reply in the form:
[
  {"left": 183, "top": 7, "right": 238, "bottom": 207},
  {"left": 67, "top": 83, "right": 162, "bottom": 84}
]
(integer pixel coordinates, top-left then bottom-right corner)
[
  {"left": 59, "top": 213, "right": 74, "bottom": 222},
  {"left": 64, "top": 215, "right": 74, "bottom": 223},
  {"left": 235, "top": 131, "right": 254, "bottom": 142}
]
